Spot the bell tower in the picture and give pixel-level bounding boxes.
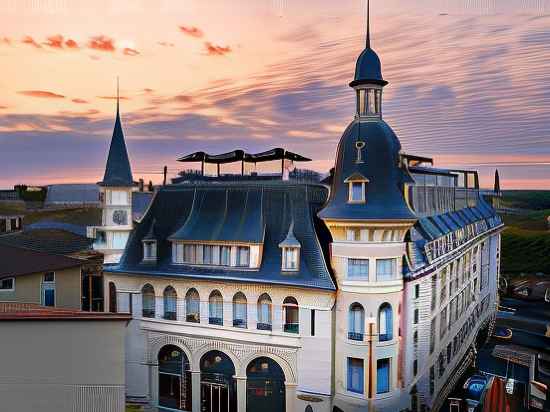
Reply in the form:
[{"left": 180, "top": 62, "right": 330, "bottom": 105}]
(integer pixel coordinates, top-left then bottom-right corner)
[
  {"left": 89, "top": 81, "right": 137, "bottom": 263},
  {"left": 319, "top": 2, "right": 416, "bottom": 410}
]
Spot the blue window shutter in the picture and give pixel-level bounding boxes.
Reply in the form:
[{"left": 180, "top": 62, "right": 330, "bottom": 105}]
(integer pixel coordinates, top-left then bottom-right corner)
[{"left": 387, "top": 306, "right": 393, "bottom": 340}]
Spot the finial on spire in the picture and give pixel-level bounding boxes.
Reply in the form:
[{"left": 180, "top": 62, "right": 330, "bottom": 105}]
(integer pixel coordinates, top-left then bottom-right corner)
[
  {"left": 366, "top": 0, "right": 371, "bottom": 49},
  {"left": 116, "top": 76, "right": 120, "bottom": 115}
]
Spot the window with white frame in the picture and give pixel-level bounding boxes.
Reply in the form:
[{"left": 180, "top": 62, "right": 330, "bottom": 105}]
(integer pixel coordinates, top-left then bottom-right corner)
[
  {"left": 348, "top": 258, "right": 369, "bottom": 280},
  {"left": 220, "top": 246, "right": 231, "bottom": 266},
  {"left": 282, "top": 247, "right": 299, "bottom": 271},
  {"left": 0, "top": 277, "right": 14, "bottom": 291},
  {"left": 236, "top": 246, "right": 250, "bottom": 267},
  {"left": 345, "top": 173, "right": 369, "bottom": 203},
  {"left": 376, "top": 258, "right": 396, "bottom": 281},
  {"left": 143, "top": 241, "right": 157, "bottom": 261},
  {"left": 109, "top": 190, "right": 128, "bottom": 205},
  {"left": 346, "top": 228, "right": 361, "bottom": 241},
  {"left": 203, "top": 244, "right": 215, "bottom": 265},
  {"left": 184, "top": 244, "right": 197, "bottom": 263}
]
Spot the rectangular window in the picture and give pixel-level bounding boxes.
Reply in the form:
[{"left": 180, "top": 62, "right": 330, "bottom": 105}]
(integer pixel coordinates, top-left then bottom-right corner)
[
  {"left": 430, "top": 317, "right": 436, "bottom": 354},
  {"left": 220, "top": 246, "right": 231, "bottom": 266},
  {"left": 184, "top": 244, "right": 196, "bottom": 263},
  {"left": 203, "top": 245, "right": 214, "bottom": 265},
  {"left": 236, "top": 246, "right": 250, "bottom": 267},
  {"left": 413, "top": 308, "right": 419, "bottom": 324},
  {"left": 440, "top": 307, "right": 447, "bottom": 339},
  {"left": 348, "top": 258, "right": 369, "bottom": 279},
  {"left": 431, "top": 275, "right": 437, "bottom": 312},
  {"left": 44, "top": 272, "right": 55, "bottom": 282},
  {"left": 376, "top": 358, "right": 390, "bottom": 394},
  {"left": 311, "top": 309, "right": 315, "bottom": 336},
  {"left": 414, "top": 284, "right": 420, "bottom": 299},
  {"left": 0, "top": 277, "right": 14, "bottom": 291},
  {"left": 112, "top": 231, "right": 129, "bottom": 250},
  {"left": 376, "top": 258, "right": 396, "bottom": 281},
  {"left": 350, "top": 182, "right": 364, "bottom": 202},
  {"left": 283, "top": 247, "right": 299, "bottom": 270},
  {"left": 346, "top": 228, "right": 361, "bottom": 241},
  {"left": 143, "top": 241, "right": 156, "bottom": 260},
  {"left": 110, "top": 190, "right": 128, "bottom": 205},
  {"left": 413, "top": 359, "right": 418, "bottom": 377},
  {"left": 347, "top": 358, "right": 364, "bottom": 394}
]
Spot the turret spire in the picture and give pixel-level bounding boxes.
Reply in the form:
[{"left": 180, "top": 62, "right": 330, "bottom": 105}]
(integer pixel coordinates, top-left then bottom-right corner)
[
  {"left": 366, "top": 0, "right": 371, "bottom": 49},
  {"left": 98, "top": 79, "right": 135, "bottom": 187}
]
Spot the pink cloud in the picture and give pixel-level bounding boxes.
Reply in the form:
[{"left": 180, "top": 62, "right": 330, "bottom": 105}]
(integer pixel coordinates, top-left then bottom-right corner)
[
  {"left": 204, "top": 42, "right": 232, "bottom": 56},
  {"left": 88, "top": 35, "right": 115, "bottom": 52},
  {"left": 158, "top": 41, "right": 174, "bottom": 47},
  {"left": 43, "top": 34, "right": 64, "bottom": 49},
  {"left": 123, "top": 47, "right": 140, "bottom": 56},
  {"left": 98, "top": 95, "right": 130, "bottom": 100},
  {"left": 71, "top": 98, "right": 89, "bottom": 104},
  {"left": 179, "top": 26, "right": 204, "bottom": 38},
  {"left": 17, "top": 90, "right": 65, "bottom": 99},
  {"left": 1, "top": 37, "right": 11, "bottom": 46},
  {"left": 65, "top": 38, "right": 79, "bottom": 49},
  {"left": 22, "top": 36, "right": 41, "bottom": 48}
]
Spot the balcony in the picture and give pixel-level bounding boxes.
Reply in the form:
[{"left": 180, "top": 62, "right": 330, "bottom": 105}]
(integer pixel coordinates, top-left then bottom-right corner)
[
  {"left": 164, "top": 312, "right": 176, "bottom": 321},
  {"left": 186, "top": 313, "right": 199, "bottom": 323},
  {"left": 257, "top": 322, "right": 272, "bottom": 331},
  {"left": 348, "top": 332, "right": 364, "bottom": 341},
  {"left": 283, "top": 323, "right": 299, "bottom": 334},
  {"left": 209, "top": 317, "right": 223, "bottom": 326},
  {"left": 233, "top": 318, "right": 247, "bottom": 328},
  {"left": 142, "top": 309, "right": 155, "bottom": 318}
]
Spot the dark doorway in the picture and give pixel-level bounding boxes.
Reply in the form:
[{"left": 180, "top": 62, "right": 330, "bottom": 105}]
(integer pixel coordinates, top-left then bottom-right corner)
[
  {"left": 246, "top": 357, "right": 285, "bottom": 412},
  {"left": 81, "top": 273, "right": 103, "bottom": 312},
  {"left": 200, "top": 350, "right": 236, "bottom": 412},
  {"left": 158, "top": 345, "right": 192, "bottom": 411}
]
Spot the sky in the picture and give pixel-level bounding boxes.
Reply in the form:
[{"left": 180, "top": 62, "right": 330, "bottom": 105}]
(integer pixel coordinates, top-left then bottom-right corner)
[{"left": 2, "top": 0, "right": 550, "bottom": 189}]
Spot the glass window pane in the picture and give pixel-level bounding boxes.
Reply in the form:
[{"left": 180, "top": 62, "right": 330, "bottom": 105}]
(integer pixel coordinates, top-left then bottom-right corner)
[
  {"left": 377, "top": 359, "right": 390, "bottom": 393},
  {"left": 376, "top": 258, "right": 396, "bottom": 281},
  {"left": 351, "top": 182, "right": 363, "bottom": 201},
  {"left": 347, "top": 358, "right": 364, "bottom": 394},
  {"left": 348, "top": 259, "right": 369, "bottom": 279}
]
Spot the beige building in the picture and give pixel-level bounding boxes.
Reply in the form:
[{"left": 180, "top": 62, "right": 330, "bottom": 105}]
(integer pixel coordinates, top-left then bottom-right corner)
[
  {"left": 0, "top": 302, "right": 130, "bottom": 412},
  {"left": 0, "top": 244, "right": 84, "bottom": 309}
]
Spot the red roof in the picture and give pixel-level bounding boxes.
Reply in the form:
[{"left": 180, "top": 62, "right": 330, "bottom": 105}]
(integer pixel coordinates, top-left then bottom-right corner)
[{"left": 0, "top": 302, "right": 131, "bottom": 321}]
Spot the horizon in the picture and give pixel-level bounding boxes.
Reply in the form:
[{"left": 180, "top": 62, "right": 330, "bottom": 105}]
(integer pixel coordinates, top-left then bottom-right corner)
[{"left": 2, "top": 0, "right": 550, "bottom": 189}]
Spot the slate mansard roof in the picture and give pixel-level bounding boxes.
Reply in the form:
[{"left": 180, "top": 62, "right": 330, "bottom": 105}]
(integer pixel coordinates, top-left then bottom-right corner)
[
  {"left": 318, "top": 120, "right": 416, "bottom": 222},
  {"left": 107, "top": 181, "right": 336, "bottom": 291}
]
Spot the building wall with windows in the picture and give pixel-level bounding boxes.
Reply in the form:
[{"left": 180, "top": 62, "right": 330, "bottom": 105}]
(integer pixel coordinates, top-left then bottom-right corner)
[
  {"left": 0, "top": 266, "right": 82, "bottom": 309},
  {"left": 103, "top": 272, "right": 335, "bottom": 412}
]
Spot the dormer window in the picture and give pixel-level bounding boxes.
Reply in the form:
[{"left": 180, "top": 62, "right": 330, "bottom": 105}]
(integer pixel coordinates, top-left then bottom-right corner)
[
  {"left": 345, "top": 173, "right": 369, "bottom": 203},
  {"left": 279, "top": 222, "right": 301, "bottom": 272},
  {"left": 282, "top": 247, "right": 299, "bottom": 271},
  {"left": 143, "top": 240, "right": 157, "bottom": 261}
]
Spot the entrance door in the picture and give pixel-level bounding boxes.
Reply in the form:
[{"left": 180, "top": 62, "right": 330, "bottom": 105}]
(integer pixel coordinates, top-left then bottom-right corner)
[
  {"left": 201, "top": 382, "right": 230, "bottom": 412},
  {"left": 159, "top": 373, "right": 181, "bottom": 410},
  {"left": 246, "top": 357, "right": 286, "bottom": 412}
]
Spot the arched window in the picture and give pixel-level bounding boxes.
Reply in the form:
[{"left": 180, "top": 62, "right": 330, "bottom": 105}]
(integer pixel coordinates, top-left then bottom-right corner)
[
  {"left": 283, "top": 296, "right": 299, "bottom": 334},
  {"left": 348, "top": 303, "right": 364, "bottom": 341},
  {"left": 185, "top": 288, "right": 200, "bottom": 323},
  {"left": 232, "top": 292, "right": 247, "bottom": 328},
  {"left": 108, "top": 282, "right": 117, "bottom": 313},
  {"left": 257, "top": 294, "right": 272, "bottom": 331},
  {"left": 142, "top": 284, "right": 155, "bottom": 318},
  {"left": 378, "top": 303, "right": 393, "bottom": 342},
  {"left": 209, "top": 290, "right": 223, "bottom": 326},
  {"left": 163, "top": 286, "right": 177, "bottom": 320}
]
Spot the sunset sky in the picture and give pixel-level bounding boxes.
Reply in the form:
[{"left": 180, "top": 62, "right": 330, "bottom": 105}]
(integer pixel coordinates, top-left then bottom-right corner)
[{"left": 2, "top": 0, "right": 550, "bottom": 189}]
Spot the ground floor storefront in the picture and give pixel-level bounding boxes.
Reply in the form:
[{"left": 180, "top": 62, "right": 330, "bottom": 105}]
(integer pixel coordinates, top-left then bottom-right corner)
[{"left": 145, "top": 331, "right": 299, "bottom": 412}]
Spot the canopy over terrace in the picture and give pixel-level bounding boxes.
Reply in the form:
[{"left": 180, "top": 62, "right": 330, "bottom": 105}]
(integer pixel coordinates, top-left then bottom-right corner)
[{"left": 177, "top": 148, "right": 311, "bottom": 176}]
